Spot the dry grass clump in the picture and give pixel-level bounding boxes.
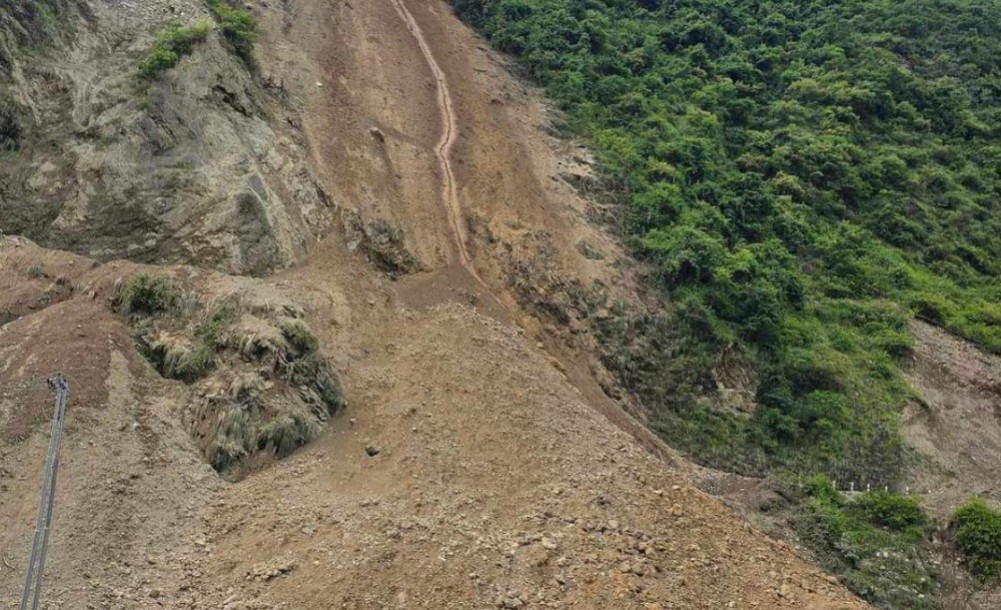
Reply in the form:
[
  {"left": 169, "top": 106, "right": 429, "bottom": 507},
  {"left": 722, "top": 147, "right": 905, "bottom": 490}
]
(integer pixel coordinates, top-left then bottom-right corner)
[
  {"left": 111, "top": 280, "right": 345, "bottom": 477},
  {"left": 186, "top": 372, "right": 324, "bottom": 476}
]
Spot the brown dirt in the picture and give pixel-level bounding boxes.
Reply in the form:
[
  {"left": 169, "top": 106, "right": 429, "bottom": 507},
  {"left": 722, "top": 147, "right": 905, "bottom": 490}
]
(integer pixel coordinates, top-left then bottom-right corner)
[
  {"left": 902, "top": 321, "right": 1001, "bottom": 517},
  {"left": 900, "top": 322, "right": 1001, "bottom": 609},
  {"left": 0, "top": 0, "right": 878, "bottom": 608}
]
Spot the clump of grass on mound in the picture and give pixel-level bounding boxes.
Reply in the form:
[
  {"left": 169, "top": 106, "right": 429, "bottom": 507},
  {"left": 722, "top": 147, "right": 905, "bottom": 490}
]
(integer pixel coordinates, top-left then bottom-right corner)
[
  {"left": 794, "top": 475, "right": 938, "bottom": 608},
  {"left": 117, "top": 275, "right": 219, "bottom": 383},
  {"left": 112, "top": 281, "right": 345, "bottom": 475},
  {"left": 139, "top": 19, "right": 212, "bottom": 80},
  {"left": 113, "top": 274, "right": 181, "bottom": 316},
  {"left": 198, "top": 375, "right": 321, "bottom": 475},
  {"left": 952, "top": 498, "right": 1001, "bottom": 581},
  {"left": 255, "top": 414, "right": 318, "bottom": 458},
  {"left": 281, "top": 320, "right": 320, "bottom": 355},
  {"left": 196, "top": 303, "right": 234, "bottom": 349},
  {"left": 137, "top": 333, "right": 216, "bottom": 382},
  {"left": 279, "top": 320, "right": 345, "bottom": 415}
]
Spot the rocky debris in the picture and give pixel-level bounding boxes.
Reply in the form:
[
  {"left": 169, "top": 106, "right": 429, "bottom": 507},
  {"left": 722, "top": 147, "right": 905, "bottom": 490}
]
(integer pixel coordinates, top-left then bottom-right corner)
[
  {"left": 343, "top": 210, "right": 424, "bottom": 279},
  {"left": 247, "top": 560, "right": 296, "bottom": 582}
]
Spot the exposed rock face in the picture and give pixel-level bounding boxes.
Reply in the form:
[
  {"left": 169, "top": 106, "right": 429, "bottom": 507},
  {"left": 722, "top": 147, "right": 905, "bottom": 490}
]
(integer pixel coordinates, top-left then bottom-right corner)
[{"left": 0, "top": 0, "right": 331, "bottom": 275}]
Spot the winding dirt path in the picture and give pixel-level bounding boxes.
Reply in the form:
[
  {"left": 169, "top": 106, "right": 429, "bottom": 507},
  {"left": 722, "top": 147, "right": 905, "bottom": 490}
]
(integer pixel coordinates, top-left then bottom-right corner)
[
  {"left": 387, "top": 0, "right": 683, "bottom": 470},
  {"left": 389, "top": 0, "right": 474, "bottom": 272}
]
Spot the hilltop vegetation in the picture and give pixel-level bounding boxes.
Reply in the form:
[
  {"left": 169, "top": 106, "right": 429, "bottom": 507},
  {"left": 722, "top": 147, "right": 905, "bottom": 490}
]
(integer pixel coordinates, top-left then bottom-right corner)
[{"left": 452, "top": 0, "right": 1001, "bottom": 482}]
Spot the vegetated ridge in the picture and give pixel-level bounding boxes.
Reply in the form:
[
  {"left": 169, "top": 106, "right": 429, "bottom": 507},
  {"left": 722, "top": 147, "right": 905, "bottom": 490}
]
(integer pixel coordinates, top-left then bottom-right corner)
[
  {"left": 449, "top": 0, "right": 1001, "bottom": 607},
  {"left": 451, "top": 0, "right": 1001, "bottom": 484}
]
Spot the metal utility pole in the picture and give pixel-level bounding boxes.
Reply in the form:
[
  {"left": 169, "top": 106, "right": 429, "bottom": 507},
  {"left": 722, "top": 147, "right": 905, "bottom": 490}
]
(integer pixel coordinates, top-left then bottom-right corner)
[{"left": 19, "top": 375, "right": 69, "bottom": 610}]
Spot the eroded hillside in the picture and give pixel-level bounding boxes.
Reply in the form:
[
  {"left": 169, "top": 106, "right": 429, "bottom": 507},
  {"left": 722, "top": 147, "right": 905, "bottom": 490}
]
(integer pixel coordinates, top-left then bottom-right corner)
[
  {"left": 0, "top": 0, "right": 330, "bottom": 274},
  {"left": 1, "top": 0, "right": 990, "bottom": 608}
]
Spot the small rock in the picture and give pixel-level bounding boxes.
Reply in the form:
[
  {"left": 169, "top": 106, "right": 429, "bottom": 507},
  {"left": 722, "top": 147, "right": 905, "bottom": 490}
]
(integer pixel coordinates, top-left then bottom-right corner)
[{"left": 365, "top": 445, "right": 381, "bottom": 457}]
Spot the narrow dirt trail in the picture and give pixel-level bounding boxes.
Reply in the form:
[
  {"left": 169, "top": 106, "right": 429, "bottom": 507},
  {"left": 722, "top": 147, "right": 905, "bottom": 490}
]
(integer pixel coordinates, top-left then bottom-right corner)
[
  {"left": 387, "top": 0, "right": 684, "bottom": 471},
  {"left": 389, "top": 0, "right": 473, "bottom": 273}
]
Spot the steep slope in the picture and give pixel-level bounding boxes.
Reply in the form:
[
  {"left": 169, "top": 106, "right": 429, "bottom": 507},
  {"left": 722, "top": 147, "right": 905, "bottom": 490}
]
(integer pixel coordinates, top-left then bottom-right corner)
[
  {"left": 447, "top": 0, "right": 1001, "bottom": 484},
  {"left": 0, "top": 0, "right": 878, "bottom": 608},
  {"left": 0, "top": 0, "right": 331, "bottom": 274},
  {"left": 0, "top": 236, "right": 869, "bottom": 609}
]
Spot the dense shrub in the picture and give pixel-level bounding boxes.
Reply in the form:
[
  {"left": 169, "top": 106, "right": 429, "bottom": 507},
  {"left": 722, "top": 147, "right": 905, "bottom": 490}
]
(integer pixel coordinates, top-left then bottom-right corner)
[
  {"left": 794, "top": 476, "right": 938, "bottom": 608},
  {"left": 138, "top": 20, "right": 211, "bottom": 80},
  {"left": 450, "top": 0, "right": 1001, "bottom": 482},
  {"left": 853, "top": 492, "right": 926, "bottom": 531},
  {"left": 206, "top": 1, "right": 257, "bottom": 63},
  {"left": 953, "top": 498, "right": 1001, "bottom": 580}
]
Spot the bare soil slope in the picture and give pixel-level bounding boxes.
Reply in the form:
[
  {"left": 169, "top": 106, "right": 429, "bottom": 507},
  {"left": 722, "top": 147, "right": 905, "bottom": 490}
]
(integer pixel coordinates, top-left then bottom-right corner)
[
  {"left": 0, "top": 237, "right": 868, "bottom": 609},
  {"left": 903, "top": 321, "right": 1001, "bottom": 517}
]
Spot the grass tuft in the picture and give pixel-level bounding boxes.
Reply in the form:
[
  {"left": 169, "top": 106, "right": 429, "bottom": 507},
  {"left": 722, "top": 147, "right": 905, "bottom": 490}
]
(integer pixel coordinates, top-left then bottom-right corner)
[
  {"left": 114, "top": 274, "right": 181, "bottom": 316},
  {"left": 281, "top": 320, "right": 319, "bottom": 355},
  {"left": 139, "top": 20, "right": 211, "bottom": 80}
]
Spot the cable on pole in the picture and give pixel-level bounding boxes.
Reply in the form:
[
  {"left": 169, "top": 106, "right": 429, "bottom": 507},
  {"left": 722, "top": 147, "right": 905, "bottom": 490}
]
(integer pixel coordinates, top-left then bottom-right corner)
[{"left": 19, "top": 374, "right": 69, "bottom": 610}]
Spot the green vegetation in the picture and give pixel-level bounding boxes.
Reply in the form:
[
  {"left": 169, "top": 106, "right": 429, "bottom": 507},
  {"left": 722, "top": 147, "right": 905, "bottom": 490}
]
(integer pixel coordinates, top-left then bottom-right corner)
[
  {"left": 114, "top": 275, "right": 225, "bottom": 382},
  {"left": 206, "top": 380, "right": 321, "bottom": 474},
  {"left": 196, "top": 303, "right": 235, "bottom": 349},
  {"left": 26, "top": 263, "right": 44, "bottom": 278},
  {"left": 144, "top": 340, "right": 216, "bottom": 382},
  {"left": 114, "top": 274, "right": 181, "bottom": 316},
  {"left": 0, "top": 99, "right": 20, "bottom": 152},
  {"left": 2, "top": 0, "right": 69, "bottom": 40},
  {"left": 206, "top": 0, "right": 257, "bottom": 64},
  {"left": 795, "top": 476, "right": 937, "bottom": 608},
  {"left": 138, "top": 20, "right": 211, "bottom": 80},
  {"left": 952, "top": 498, "right": 1001, "bottom": 580},
  {"left": 256, "top": 414, "right": 318, "bottom": 458},
  {"left": 279, "top": 320, "right": 345, "bottom": 413},
  {"left": 281, "top": 320, "right": 321, "bottom": 355},
  {"left": 201, "top": 319, "right": 342, "bottom": 475},
  {"left": 451, "top": 0, "right": 1001, "bottom": 482}
]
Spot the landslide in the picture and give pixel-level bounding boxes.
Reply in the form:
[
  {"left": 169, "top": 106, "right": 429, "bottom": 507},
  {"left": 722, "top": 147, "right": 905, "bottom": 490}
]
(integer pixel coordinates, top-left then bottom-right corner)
[{"left": 0, "top": 0, "right": 876, "bottom": 608}]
